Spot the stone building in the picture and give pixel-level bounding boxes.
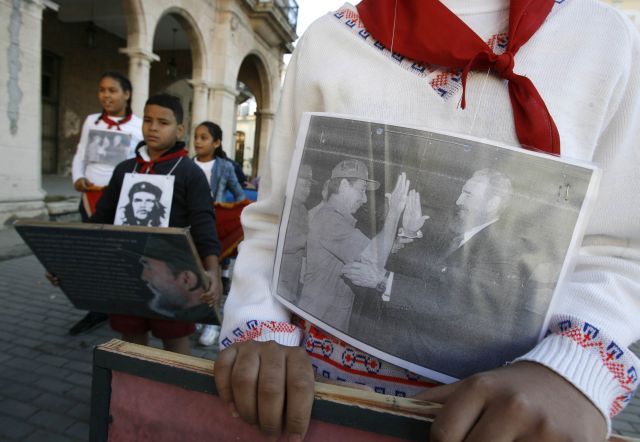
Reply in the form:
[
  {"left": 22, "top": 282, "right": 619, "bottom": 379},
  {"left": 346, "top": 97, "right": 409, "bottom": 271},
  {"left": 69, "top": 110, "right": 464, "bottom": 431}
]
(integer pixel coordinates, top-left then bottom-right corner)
[{"left": 0, "top": 0, "right": 297, "bottom": 228}]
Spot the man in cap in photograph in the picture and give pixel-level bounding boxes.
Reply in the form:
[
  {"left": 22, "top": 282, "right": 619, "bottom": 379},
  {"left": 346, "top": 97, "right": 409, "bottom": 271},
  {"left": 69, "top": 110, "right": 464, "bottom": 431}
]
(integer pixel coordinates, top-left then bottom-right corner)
[
  {"left": 129, "top": 235, "right": 218, "bottom": 323},
  {"left": 120, "top": 181, "right": 167, "bottom": 227},
  {"left": 279, "top": 164, "right": 316, "bottom": 302},
  {"left": 296, "top": 159, "right": 410, "bottom": 331}
]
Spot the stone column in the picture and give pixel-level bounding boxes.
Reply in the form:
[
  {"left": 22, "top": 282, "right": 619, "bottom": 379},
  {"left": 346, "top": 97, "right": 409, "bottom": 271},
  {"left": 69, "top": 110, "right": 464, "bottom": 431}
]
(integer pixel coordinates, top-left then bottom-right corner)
[
  {"left": 208, "top": 84, "right": 238, "bottom": 158},
  {"left": 0, "top": 0, "right": 49, "bottom": 227},
  {"left": 254, "top": 110, "right": 275, "bottom": 179},
  {"left": 119, "top": 47, "right": 159, "bottom": 117},
  {"left": 187, "top": 80, "right": 211, "bottom": 155}
]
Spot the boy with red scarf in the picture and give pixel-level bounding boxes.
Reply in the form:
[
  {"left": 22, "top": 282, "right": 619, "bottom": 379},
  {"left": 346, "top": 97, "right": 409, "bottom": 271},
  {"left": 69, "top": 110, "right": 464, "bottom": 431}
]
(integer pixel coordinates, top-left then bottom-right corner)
[
  {"left": 216, "top": 1, "right": 640, "bottom": 440},
  {"left": 91, "top": 93, "right": 222, "bottom": 354}
]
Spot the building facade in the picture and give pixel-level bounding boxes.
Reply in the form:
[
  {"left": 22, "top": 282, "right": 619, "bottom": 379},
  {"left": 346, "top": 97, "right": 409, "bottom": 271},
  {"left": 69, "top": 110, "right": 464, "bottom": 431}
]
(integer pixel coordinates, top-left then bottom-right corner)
[{"left": 0, "top": 0, "right": 297, "bottom": 228}]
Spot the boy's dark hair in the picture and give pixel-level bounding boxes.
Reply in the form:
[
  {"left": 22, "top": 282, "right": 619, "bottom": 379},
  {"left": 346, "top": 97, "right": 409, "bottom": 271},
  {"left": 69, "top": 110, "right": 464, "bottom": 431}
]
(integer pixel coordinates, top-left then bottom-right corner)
[
  {"left": 95, "top": 71, "right": 133, "bottom": 124},
  {"left": 145, "top": 94, "right": 184, "bottom": 124}
]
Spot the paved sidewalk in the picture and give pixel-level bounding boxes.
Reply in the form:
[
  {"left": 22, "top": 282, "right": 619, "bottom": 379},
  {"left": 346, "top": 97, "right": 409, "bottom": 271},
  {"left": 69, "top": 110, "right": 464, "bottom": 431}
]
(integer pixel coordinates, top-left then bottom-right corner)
[
  {"left": 0, "top": 255, "right": 217, "bottom": 441},
  {"left": 0, "top": 252, "right": 638, "bottom": 440}
]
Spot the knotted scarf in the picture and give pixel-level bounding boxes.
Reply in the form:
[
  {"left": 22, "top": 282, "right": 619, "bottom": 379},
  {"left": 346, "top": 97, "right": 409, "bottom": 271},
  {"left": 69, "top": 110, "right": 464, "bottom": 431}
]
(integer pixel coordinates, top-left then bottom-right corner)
[
  {"left": 99, "top": 112, "right": 133, "bottom": 131},
  {"left": 135, "top": 147, "right": 188, "bottom": 174},
  {"left": 356, "top": 0, "right": 560, "bottom": 155}
]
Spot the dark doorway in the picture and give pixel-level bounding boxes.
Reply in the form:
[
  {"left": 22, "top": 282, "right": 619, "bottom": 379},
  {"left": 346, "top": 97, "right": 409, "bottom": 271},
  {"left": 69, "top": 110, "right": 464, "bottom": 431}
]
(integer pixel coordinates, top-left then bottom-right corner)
[{"left": 41, "top": 50, "right": 61, "bottom": 174}]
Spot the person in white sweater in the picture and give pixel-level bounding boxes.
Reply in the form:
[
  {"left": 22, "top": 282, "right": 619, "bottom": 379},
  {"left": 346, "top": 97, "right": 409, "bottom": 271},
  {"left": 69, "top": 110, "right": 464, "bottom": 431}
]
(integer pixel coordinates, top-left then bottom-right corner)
[
  {"left": 215, "top": 1, "right": 640, "bottom": 440},
  {"left": 71, "top": 71, "right": 143, "bottom": 218},
  {"left": 67, "top": 71, "right": 143, "bottom": 336}
]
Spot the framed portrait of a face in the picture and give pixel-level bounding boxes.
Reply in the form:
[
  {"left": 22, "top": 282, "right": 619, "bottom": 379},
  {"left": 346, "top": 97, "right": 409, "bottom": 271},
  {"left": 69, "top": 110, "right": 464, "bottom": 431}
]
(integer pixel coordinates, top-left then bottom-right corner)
[
  {"left": 114, "top": 173, "right": 175, "bottom": 228},
  {"left": 14, "top": 220, "right": 219, "bottom": 325}
]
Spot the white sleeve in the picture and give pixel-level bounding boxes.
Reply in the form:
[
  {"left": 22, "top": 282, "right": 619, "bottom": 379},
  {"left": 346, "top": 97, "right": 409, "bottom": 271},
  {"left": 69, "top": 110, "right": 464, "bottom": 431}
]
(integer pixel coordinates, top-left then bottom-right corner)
[
  {"left": 71, "top": 115, "right": 93, "bottom": 183},
  {"left": 516, "top": 19, "right": 640, "bottom": 432},
  {"left": 219, "top": 29, "right": 323, "bottom": 348}
]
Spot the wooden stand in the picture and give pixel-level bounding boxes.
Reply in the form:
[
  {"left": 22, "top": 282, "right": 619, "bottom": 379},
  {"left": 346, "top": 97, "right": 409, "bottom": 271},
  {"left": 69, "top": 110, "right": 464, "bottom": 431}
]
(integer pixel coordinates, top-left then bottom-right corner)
[{"left": 90, "top": 340, "right": 638, "bottom": 442}]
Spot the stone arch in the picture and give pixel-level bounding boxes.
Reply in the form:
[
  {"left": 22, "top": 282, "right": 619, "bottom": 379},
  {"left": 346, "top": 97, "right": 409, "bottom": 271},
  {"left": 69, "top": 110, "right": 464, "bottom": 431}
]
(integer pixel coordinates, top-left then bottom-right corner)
[
  {"left": 151, "top": 6, "right": 208, "bottom": 81},
  {"left": 236, "top": 50, "right": 273, "bottom": 112},
  {"left": 235, "top": 50, "right": 276, "bottom": 177},
  {"left": 122, "top": 0, "right": 146, "bottom": 49}
]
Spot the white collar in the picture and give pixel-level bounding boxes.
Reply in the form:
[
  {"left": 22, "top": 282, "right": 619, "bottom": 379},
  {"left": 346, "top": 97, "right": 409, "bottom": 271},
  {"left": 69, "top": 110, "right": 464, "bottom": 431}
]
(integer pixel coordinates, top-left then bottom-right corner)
[
  {"left": 440, "top": 0, "right": 509, "bottom": 15},
  {"left": 460, "top": 217, "right": 499, "bottom": 247},
  {"left": 138, "top": 145, "right": 151, "bottom": 161}
]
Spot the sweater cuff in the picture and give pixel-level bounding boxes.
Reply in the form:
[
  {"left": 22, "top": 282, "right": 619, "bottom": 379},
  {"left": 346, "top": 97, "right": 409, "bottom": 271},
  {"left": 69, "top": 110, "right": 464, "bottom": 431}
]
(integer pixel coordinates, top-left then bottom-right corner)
[
  {"left": 514, "top": 318, "right": 639, "bottom": 434},
  {"left": 219, "top": 320, "right": 303, "bottom": 349}
]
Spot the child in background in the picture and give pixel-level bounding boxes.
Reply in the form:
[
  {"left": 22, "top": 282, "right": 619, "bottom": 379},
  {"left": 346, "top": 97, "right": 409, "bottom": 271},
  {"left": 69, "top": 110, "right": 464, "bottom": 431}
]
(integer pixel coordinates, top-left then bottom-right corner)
[
  {"left": 193, "top": 121, "right": 246, "bottom": 203},
  {"left": 68, "top": 71, "right": 143, "bottom": 336},
  {"left": 193, "top": 121, "right": 247, "bottom": 346},
  {"left": 90, "top": 94, "right": 222, "bottom": 355}
]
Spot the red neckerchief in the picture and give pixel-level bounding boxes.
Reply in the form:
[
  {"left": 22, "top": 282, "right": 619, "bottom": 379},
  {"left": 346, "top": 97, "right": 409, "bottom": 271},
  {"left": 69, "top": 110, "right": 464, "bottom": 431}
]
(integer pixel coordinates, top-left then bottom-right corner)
[
  {"left": 135, "top": 144, "right": 188, "bottom": 174},
  {"left": 356, "top": 0, "right": 560, "bottom": 155},
  {"left": 100, "top": 112, "right": 133, "bottom": 131}
]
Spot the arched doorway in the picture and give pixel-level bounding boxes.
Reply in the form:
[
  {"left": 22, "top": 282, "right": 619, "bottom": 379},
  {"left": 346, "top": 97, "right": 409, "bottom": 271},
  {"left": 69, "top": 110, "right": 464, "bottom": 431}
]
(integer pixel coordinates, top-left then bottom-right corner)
[
  {"left": 149, "top": 8, "right": 207, "bottom": 152},
  {"left": 234, "top": 53, "right": 272, "bottom": 179},
  {"left": 41, "top": 0, "right": 130, "bottom": 177}
]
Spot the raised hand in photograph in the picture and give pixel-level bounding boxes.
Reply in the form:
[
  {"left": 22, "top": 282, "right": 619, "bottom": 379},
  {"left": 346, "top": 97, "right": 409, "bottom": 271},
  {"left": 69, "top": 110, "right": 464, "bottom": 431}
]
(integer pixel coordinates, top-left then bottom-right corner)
[
  {"left": 360, "top": 172, "right": 409, "bottom": 270},
  {"left": 399, "top": 189, "right": 429, "bottom": 239}
]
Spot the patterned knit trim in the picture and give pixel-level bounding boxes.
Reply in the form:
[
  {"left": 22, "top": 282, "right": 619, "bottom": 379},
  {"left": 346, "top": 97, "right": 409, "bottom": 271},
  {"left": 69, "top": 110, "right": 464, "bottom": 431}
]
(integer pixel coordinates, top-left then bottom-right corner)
[
  {"left": 331, "top": 2, "right": 565, "bottom": 101},
  {"left": 303, "top": 324, "right": 437, "bottom": 389},
  {"left": 220, "top": 320, "right": 299, "bottom": 348},
  {"left": 548, "top": 318, "right": 638, "bottom": 417}
]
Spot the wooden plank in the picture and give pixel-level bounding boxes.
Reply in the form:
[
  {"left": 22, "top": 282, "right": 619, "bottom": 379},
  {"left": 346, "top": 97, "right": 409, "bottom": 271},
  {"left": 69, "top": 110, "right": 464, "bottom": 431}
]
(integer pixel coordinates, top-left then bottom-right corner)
[{"left": 96, "top": 339, "right": 438, "bottom": 421}]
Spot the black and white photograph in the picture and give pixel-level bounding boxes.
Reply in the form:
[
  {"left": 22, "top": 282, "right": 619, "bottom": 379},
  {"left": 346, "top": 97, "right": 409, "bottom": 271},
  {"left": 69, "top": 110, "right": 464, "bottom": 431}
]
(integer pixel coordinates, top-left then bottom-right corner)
[
  {"left": 15, "top": 221, "right": 219, "bottom": 325},
  {"left": 114, "top": 173, "right": 175, "bottom": 227},
  {"left": 273, "top": 113, "right": 599, "bottom": 383},
  {"left": 84, "top": 129, "right": 132, "bottom": 166}
]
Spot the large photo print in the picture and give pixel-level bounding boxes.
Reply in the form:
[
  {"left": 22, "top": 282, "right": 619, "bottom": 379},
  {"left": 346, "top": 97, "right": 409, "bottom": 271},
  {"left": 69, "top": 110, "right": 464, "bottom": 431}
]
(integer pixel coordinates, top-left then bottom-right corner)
[{"left": 273, "top": 114, "right": 598, "bottom": 383}]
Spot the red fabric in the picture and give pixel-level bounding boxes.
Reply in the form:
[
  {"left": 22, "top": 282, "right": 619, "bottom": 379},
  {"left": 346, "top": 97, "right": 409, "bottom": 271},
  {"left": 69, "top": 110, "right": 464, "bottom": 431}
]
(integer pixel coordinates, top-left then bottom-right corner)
[
  {"left": 82, "top": 188, "right": 105, "bottom": 217},
  {"left": 356, "top": 0, "right": 560, "bottom": 155},
  {"left": 135, "top": 149, "right": 188, "bottom": 174},
  {"left": 109, "top": 314, "right": 195, "bottom": 340},
  {"left": 214, "top": 199, "right": 251, "bottom": 260},
  {"left": 101, "top": 112, "right": 133, "bottom": 130}
]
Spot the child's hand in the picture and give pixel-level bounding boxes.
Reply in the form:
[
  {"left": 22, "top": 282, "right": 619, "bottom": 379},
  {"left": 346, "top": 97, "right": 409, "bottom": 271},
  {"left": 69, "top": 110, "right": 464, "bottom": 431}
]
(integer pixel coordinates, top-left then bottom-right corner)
[
  {"left": 73, "top": 178, "right": 94, "bottom": 192},
  {"left": 414, "top": 361, "right": 606, "bottom": 442},
  {"left": 201, "top": 270, "right": 223, "bottom": 308},
  {"left": 214, "top": 340, "right": 315, "bottom": 440},
  {"left": 45, "top": 272, "right": 60, "bottom": 286}
]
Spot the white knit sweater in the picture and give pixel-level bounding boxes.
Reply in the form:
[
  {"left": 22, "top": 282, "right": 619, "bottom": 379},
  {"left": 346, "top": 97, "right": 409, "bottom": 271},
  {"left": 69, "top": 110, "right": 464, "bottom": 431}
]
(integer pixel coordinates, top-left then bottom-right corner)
[{"left": 221, "top": 0, "right": 640, "bottom": 428}]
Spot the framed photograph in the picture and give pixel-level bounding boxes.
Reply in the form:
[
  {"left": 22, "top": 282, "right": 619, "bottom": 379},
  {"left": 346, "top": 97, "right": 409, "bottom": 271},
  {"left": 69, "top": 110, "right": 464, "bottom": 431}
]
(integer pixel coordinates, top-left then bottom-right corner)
[
  {"left": 114, "top": 173, "right": 175, "bottom": 227},
  {"left": 272, "top": 113, "right": 600, "bottom": 383},
  {"left": 90, "top": 339, "right": 436, "bottom": 442},
  {"left": 85, "top": 129, "right": 132, "bottom": 166},
  {"left": 15, "top": 220, "right": 219, "bottom": 324},
  {"left": 90, "top": 340, "right": 635, "bottom": 442}
]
